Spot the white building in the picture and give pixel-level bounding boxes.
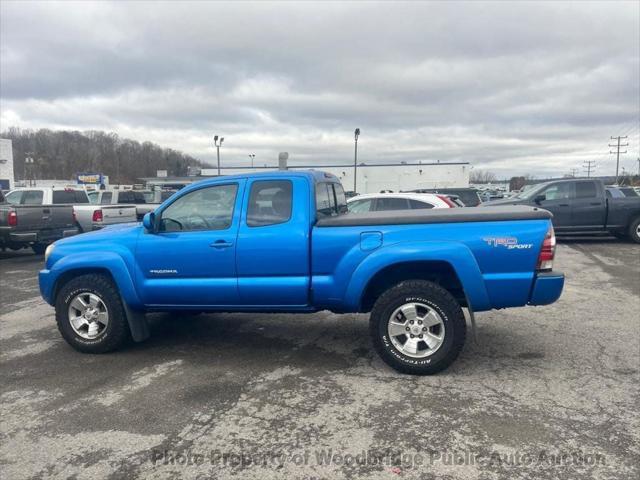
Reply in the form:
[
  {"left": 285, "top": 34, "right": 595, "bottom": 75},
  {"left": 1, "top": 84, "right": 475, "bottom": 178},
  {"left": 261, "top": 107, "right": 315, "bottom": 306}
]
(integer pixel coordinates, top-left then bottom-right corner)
[
  {"left": 0, "top": 139, "right": 15, "bottom": 190},
  {"left": 200, "top": 162, "right": 470, "bottom": 193}
]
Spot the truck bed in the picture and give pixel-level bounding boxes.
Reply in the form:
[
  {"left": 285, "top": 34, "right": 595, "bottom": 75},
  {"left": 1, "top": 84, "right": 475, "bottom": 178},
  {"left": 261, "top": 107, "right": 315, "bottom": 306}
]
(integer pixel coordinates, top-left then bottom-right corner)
[{"left": 316, "top": 205, "right": 552, "bottom": 227}]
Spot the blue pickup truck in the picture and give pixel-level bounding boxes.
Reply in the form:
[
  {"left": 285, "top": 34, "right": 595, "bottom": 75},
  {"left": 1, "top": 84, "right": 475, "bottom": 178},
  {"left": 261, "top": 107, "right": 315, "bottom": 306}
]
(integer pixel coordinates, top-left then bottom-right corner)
[{"left": 39, "top": 171, "right": 564, "bottom": 374}]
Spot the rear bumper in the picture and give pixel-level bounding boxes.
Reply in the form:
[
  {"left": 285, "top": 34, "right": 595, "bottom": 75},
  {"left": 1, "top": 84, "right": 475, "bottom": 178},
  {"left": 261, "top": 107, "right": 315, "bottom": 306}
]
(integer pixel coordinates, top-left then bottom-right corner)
[
  {"left": 528, "top": 271, "right": 564, "bottom": 306},
  {"left": 2, "top": 228, "right": 78, "bottom": 246}
]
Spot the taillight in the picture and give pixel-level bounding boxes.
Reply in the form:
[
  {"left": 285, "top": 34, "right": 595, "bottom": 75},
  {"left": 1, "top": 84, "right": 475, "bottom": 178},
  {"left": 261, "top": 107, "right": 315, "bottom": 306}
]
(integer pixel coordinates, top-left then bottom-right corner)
[
  {"left": 537, "top": 225, "right": 556, "bottom": 271},
  {"left": 92, "top": 209, "right": 103, "bottom": 222},
  {"left": 8, "top": 211, "right": 18, "bottom": 227},
  {"left": 436, "top": 194, "right": 457, "bottom": 208}
]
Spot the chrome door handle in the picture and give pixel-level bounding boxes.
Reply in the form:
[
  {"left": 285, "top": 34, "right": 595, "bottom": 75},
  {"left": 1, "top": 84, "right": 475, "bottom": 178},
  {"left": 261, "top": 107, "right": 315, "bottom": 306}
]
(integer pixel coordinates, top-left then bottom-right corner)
[{"left": 211, "top": 240, "right": 233, "bottom": 249}]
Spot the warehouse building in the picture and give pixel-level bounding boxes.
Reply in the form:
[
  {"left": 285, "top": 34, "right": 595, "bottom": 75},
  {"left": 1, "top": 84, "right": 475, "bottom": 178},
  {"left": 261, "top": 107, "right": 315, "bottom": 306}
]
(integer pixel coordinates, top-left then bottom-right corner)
[
  {"left": 0, "top": 139, "right": 14, "bottom": 190},
  {"left": 198, "top": 161, "right": 471, "bottom": 193}
]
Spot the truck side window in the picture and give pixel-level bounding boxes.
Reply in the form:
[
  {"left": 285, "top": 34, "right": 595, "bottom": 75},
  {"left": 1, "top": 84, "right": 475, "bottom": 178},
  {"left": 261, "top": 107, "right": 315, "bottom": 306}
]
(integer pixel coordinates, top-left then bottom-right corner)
[
  {"left": 21, "top": 190, "right": 44, "bottom": 205},
  {"left": 542, "top": 183, "right": 573, "bottom": 201},
  {"left": 246, "top": 180, "right": 293, "bottom": 227},
  {"left": 332, "top": 183, "right": 348, "bottom": 214},
  {"left": 100, "top": 192, "right": 113, "bottom": 204},
  {"left": 159, "top": 184, "right": 238, "bottom": 232},
  {"left": 575, "top": 182, "right": 597, "bottom": 199},
  {"left": 316, "top": 183, "right": 334, "bottom": 217}
]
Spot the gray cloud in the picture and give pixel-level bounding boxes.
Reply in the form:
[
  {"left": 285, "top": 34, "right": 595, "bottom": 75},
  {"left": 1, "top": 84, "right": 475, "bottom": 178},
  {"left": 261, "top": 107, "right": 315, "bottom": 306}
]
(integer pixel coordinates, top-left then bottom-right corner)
[{"left": 1, "top": 0, "right": 638, "bottom": 177}]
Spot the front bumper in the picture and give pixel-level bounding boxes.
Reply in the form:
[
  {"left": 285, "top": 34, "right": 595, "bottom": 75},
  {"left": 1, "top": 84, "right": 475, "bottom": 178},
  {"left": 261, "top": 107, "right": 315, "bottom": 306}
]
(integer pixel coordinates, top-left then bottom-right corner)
[
  {"left": 528, "top": 271, "right": 564, "bottom": 306},
  {"left": 39, "top": 269, "right": 55, "bottom": 305}
]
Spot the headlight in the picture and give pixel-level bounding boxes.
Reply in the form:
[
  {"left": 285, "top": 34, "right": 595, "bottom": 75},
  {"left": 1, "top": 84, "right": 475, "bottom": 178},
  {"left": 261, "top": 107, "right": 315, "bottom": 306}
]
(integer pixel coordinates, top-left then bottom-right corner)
[{"left": 44, "top": 243, "right": 55, "bottom": 263}]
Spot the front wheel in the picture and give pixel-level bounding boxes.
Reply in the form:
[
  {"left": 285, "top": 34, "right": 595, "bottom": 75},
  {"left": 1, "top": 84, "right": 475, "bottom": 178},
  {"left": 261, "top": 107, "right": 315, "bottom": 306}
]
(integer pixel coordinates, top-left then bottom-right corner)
[
  {"left": 370, "top": 280, "right": 466, "bottom": 375},
  {"left": 55, "top": 274, "right": 131, "bottom": 353}
]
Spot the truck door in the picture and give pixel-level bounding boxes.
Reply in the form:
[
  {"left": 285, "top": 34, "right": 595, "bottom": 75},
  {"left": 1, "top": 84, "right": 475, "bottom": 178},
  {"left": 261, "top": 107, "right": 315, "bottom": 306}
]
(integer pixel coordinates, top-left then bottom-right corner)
[
  {"left": 536, "top": 182, "right": 573, "bottom": 229},
  {"left": 570, "top": 181, "right": 605, "bottom": 229},
  {"left": 135, "top": 181, "right": 245, "bottom": 306},
  {"left": 235, "top": 177, "right": 310, "bottom": 306}
]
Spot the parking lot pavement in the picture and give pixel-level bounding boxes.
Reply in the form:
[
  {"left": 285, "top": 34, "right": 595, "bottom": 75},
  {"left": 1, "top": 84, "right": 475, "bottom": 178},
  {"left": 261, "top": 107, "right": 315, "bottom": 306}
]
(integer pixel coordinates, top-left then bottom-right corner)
[{"left": 1, "top": 240, "right": 638, "bottom": 480}]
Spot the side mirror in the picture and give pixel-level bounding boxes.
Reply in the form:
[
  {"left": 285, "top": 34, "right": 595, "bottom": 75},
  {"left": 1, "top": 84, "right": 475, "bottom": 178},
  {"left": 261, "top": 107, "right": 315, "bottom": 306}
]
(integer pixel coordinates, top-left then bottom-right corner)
[
  {"left": 534, "top": 194, "right": 546, "bottom": 204},
  {"left": 142, "top": 212, "right": 155, "bottom": 232}
]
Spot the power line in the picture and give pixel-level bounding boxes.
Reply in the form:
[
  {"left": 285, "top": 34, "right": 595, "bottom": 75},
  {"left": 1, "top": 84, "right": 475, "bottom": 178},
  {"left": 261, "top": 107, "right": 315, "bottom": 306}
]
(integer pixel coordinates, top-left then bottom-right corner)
[
  {"left": 609, "top": 136, "right": 628, "bottom": 184},
  {"left": 583, "top": 160, "right": 596, "bottom": 177}
]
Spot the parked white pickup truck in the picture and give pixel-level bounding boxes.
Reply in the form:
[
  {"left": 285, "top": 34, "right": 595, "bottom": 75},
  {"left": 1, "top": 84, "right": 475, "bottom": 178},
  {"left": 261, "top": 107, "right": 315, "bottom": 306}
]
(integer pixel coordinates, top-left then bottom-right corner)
[
  {"left": 88, "top": 189, "right": 177, "bottom": 221},
  {"left": 5, "top": 187, "right": 137, "bottom": 232}
]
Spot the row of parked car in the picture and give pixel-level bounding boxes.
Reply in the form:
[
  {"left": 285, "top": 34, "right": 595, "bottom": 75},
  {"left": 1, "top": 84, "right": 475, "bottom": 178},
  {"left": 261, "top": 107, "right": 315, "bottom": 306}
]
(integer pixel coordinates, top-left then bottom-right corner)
[
  {"left": 0, "top": 187, "right": 176, "bottom": 254},
  {"left": 345, "top": 179, "right": 640, "bottom": 243}
]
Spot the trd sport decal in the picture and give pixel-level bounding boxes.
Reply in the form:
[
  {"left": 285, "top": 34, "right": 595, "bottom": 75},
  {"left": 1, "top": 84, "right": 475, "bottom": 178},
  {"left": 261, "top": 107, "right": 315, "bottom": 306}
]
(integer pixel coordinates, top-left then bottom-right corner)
[
  {"left": 149, "top": 269, "right": 178, "bottom": 275},
  {"left": 482, "top": 237, "right": 533, "bottom": 249}
]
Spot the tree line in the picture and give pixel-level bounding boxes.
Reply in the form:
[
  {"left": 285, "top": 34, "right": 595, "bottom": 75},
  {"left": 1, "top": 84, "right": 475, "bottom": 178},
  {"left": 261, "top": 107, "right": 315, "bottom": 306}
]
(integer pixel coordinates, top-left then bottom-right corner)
[{"left": 2, "top": 128, "right": 203, "bottom": 184}]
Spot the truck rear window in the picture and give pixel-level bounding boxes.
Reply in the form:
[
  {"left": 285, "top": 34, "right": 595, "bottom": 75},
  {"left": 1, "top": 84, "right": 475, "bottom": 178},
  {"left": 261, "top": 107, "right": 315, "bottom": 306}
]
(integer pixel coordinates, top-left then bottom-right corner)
[{"left": 53, "top": 190, "right": 89, "bottom": 204}]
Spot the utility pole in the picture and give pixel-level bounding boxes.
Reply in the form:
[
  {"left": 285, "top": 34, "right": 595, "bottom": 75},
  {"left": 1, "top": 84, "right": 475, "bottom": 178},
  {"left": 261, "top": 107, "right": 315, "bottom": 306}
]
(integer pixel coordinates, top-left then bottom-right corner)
[
  {"left": 569, "top": 168, "right": 579, "bottom": 177},
  {"left": 609, "top": 136, "right": 628, "bottom": 184},
  {"left": 353, "top": 128, "right": 360, "bottom": 193},
  {"left": 214, "top": 135, "right": 224, "bottom": 176},
  {"left": 583, "top": 160, "right": 596, "bottom": 178}
]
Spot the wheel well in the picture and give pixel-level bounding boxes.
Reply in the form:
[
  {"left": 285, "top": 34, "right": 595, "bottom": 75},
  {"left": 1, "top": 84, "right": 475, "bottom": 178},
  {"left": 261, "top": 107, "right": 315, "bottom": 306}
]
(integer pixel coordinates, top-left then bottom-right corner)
[
  {"left": 53, "top": 268, "right": 116, "bottom": 302},
  {"left": 360, "top": 261, "right": 465, "bottom": 312}
]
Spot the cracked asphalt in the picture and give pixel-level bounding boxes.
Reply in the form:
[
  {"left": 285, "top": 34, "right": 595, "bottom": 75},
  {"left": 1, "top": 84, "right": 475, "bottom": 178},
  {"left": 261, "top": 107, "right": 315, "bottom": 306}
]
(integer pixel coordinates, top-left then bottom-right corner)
[{"left": 1, "top": 238, "right": 639, "bottom": 479}]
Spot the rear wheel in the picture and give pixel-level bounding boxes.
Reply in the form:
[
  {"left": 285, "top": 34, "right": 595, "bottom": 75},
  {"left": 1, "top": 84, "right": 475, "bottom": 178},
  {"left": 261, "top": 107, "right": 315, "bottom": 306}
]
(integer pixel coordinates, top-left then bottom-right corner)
[
  {"left": 55, "top": 274, "right": 131, "bottom": 353},
  {"left": 629, "top": 217, "right": 640, "bottom": 244},
  {"left": 370, "top": 280, "right": 466, "bottom": 375}
]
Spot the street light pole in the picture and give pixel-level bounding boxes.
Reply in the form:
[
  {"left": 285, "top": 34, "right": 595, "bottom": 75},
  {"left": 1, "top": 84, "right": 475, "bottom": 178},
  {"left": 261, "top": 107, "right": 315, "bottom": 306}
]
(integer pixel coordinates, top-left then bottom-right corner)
[
  {"left": 353, "top": 128, "right": 360, "bottom": 193},
  {"left": 214, "top": 135, "right": 224, "bottom": 176},
  {"left": 249, "top": 154, "right": 255, "bottom": 169}
]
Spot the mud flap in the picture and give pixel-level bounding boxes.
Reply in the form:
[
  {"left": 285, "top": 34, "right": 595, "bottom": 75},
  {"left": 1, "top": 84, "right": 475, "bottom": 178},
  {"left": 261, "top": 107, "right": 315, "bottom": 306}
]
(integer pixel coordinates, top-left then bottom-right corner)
[{"left": 122, "top": 301, "right": 150, "bottom": 342}]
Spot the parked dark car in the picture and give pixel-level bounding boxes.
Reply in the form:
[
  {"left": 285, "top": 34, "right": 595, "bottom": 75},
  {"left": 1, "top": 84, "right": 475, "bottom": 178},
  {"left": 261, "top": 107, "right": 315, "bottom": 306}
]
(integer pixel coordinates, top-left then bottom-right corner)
[
  {"left": 405, "top": 188, "right": 482, "bottom": 207},
  {"left": 483, "top": 178, "right": 640, "bottom": 243}
]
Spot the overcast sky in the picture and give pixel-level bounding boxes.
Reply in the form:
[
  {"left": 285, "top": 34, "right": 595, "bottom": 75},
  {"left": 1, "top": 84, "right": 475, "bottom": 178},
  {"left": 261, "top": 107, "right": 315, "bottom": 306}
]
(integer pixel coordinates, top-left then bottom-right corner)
[{"left": 1, "top": 0, "right": 639, "bottom": 178}]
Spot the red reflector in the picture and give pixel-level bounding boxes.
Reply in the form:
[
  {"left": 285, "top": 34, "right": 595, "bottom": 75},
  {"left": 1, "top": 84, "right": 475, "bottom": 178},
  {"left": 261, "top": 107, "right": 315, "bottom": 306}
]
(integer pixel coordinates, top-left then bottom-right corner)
[
  {"left": 436, "top": 194, "right": 457, "bottom": 208},
  {"left": 537, "top": 225, "right": 556, "bottom": 271},
  {"left": 8, "top": 210, "right": 18, "bottom": 226},
  {"left": 92, "top": 209, "right": 103, "bottom": 222}
]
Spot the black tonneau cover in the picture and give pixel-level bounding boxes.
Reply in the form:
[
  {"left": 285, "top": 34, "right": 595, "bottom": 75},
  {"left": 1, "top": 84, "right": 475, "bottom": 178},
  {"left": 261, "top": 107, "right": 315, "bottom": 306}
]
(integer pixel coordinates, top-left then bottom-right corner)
[{"left": 315, "top": 205, "right": 551, "bottom": 227}]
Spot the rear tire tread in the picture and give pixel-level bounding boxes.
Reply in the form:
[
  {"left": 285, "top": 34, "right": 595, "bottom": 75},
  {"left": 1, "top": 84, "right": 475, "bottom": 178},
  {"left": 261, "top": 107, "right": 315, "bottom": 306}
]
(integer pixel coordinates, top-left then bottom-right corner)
[{"left": 369, "top": 280, "right": 466, "bottom": 375}]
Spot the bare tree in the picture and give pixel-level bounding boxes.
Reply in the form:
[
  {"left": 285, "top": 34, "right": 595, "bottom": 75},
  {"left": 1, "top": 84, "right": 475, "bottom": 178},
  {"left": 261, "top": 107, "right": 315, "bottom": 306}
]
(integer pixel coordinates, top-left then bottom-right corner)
[
  {"left": 470, "top": 169, "right": 497, "bottom": 184},
  {"left": 2, "top": 128, "right": 203, "bottom": 183}
]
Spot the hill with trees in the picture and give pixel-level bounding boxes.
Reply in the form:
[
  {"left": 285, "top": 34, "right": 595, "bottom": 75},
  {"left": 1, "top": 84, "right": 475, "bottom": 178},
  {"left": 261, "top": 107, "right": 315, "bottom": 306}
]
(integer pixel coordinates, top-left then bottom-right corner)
[{"left": 2, "top": 128, "right": 204, "bottom": 184}]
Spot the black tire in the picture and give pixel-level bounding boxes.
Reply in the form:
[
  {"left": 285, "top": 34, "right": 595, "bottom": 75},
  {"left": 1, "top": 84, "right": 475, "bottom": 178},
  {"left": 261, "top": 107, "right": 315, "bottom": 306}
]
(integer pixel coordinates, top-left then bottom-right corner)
[
  {"left": 628, "top": 217, "right": 640, "bottom": 244},
  {"left": 31, "top": 243, "right": 47, "bottom": 255},
  {"left": 370, "top": 280, "right": 466, "bottom": 375},
  {"left": 55, "top": 274, "right": 131, "bottom": 353}
]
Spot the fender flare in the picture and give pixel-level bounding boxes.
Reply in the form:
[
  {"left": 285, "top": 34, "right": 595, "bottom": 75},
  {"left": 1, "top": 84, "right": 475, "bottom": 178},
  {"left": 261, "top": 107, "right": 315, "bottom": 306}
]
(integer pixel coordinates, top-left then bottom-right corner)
[
  {"left": 48, "top": 251, "right": 149, "bottom": 342},
  {"left": 343, "top": 241, "right": 491, "bottom": 312}
]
